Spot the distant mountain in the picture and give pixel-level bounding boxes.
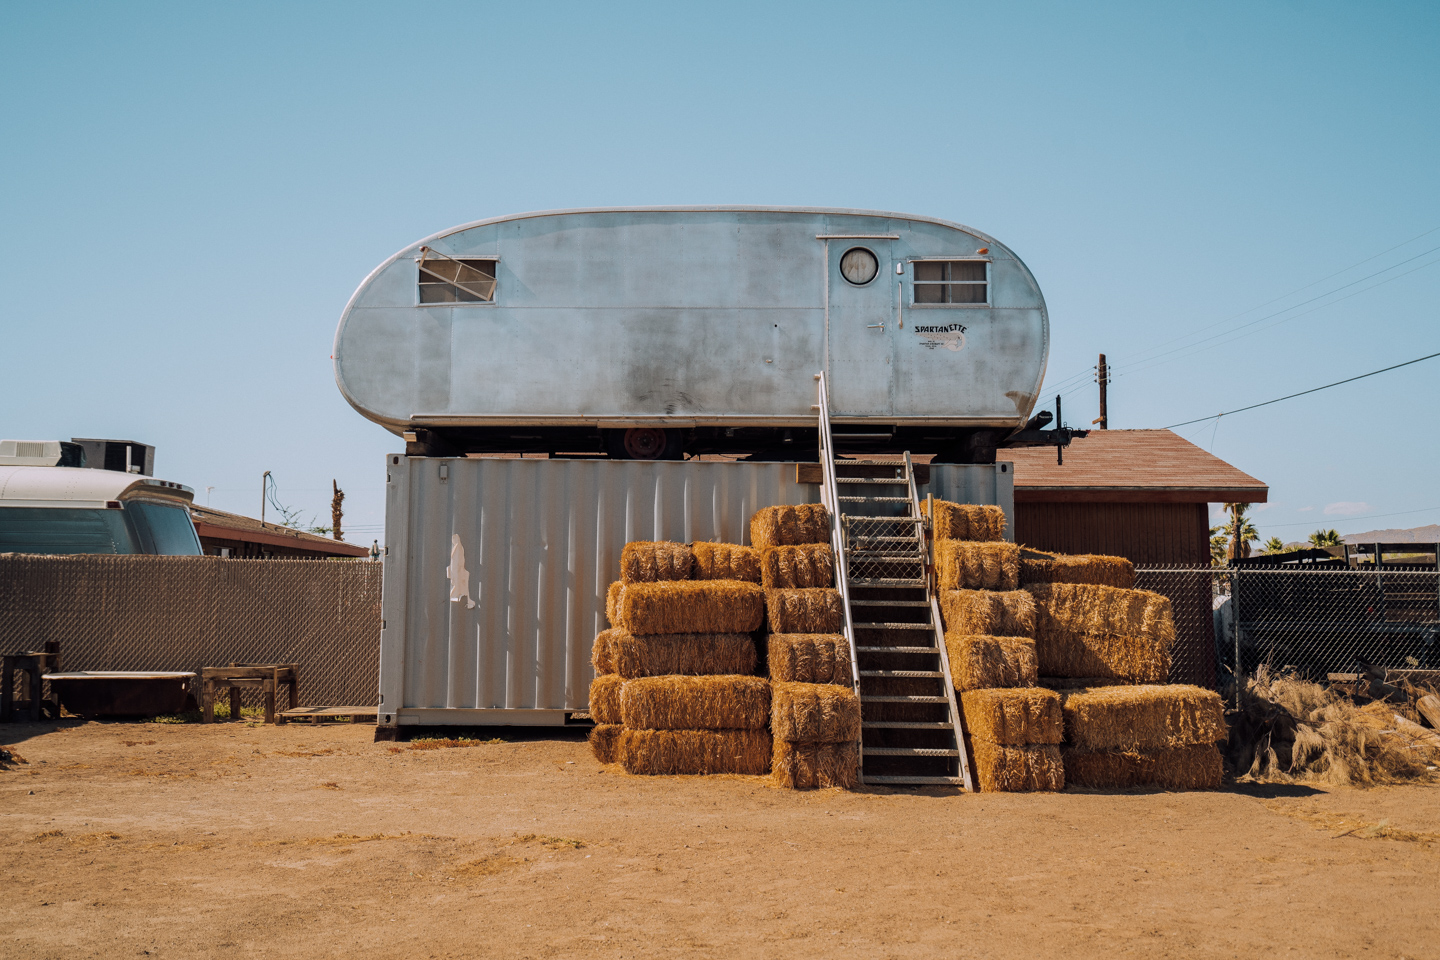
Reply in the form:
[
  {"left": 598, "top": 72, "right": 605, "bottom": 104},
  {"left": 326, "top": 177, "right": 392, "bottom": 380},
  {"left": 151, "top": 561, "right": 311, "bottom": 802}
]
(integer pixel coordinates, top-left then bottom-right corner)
[{"left": 1342, "top": 524, "right": 1440, "bottom": 544}]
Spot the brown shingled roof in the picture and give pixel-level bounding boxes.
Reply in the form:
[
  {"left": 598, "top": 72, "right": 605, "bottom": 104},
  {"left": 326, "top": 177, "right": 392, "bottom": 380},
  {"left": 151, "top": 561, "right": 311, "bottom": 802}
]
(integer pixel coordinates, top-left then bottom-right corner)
[
  {"left": 190, "top": 504, "right": 370, "bottom": 557},
  {"left": 1005, "top": 429, "right": 1268, "bottom": 504}
]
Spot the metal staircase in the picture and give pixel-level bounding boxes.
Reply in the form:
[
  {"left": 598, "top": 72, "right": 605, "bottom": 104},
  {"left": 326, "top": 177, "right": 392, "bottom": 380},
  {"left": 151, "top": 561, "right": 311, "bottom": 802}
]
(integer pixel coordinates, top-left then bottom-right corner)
[{"left": 816, "top": 374, "right": 974, "bottom": 789}]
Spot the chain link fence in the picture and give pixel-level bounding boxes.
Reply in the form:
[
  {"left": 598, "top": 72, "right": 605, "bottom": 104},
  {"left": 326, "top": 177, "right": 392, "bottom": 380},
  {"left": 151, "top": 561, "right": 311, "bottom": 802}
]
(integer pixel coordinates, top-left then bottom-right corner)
[
  {"left": 1, "top": 554, "right": 382, "bottom": 711},
  {"left": 1136, "top": 564, "right": 1440, "bottom": 692}
]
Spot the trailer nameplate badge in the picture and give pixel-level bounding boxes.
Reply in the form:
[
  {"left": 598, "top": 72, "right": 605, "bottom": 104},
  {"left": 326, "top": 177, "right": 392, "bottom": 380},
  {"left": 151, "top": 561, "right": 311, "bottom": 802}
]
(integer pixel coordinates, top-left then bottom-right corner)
[{"left": 912, "top": 323, "right": 967, "bottom": 352}]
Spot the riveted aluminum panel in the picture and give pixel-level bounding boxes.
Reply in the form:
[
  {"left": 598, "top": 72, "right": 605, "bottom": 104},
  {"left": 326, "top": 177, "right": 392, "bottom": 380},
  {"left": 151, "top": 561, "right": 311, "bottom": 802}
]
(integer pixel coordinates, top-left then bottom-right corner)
[{"left": 377, "top": 456, "right": 820, "bottom": 722}]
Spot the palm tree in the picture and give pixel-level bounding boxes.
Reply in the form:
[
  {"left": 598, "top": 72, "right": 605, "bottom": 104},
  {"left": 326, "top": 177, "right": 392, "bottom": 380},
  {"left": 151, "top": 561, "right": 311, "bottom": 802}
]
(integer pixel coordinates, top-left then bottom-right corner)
[
  {"left": 1209, "top": 524, "right": 1230, "bottom": 565},
  {"left": 1309, "top": 528, "right": 1342, "bottom": 548},
  {"left": 1262, "top": 536, "right": 1287, "bottom": 555},
  {"left": 1220, "top": 502, "right": 1259, "bottom": 560}
]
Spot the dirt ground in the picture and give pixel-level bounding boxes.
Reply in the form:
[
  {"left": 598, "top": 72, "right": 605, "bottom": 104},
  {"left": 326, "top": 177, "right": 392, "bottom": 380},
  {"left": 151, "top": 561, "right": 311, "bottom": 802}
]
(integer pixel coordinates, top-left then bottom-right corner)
[{"left": 1, "top": 720, "right": 1437, "bottom": 959}]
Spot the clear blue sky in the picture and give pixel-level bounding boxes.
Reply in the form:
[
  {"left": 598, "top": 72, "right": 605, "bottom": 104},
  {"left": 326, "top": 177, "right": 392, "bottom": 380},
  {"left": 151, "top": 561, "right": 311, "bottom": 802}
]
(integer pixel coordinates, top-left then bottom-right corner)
[{"left": 3, "top": 2, "right": 1437, "bottom": 546}]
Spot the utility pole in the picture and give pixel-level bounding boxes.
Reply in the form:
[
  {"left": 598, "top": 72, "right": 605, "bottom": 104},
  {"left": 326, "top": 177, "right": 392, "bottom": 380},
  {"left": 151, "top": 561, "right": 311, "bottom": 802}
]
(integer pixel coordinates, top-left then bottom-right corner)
[
  {"left": 1096, "top": 353, "right": 1109, "bottom": 429},
  {"left": 261, "top": 470, "right": 270, "bottom": 526},
  {"left": 331, "top": 480, "right": 345, "bottom": 541}
]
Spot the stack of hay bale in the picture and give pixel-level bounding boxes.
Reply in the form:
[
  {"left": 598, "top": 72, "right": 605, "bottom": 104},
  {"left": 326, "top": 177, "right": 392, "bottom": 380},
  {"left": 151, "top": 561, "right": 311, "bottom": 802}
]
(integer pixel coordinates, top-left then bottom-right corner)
[
  {"left": 1020, "top": 549, "right": 1226, "bottom": 789},
  {"left": 588, "top": 540, "right": 772, "bottom": 775},
  {"left": 751, "top": 504, "right": 862, "bottom": 789},
  {"left": 935, "top": 503, "right": 1064, "bottom": 791}
]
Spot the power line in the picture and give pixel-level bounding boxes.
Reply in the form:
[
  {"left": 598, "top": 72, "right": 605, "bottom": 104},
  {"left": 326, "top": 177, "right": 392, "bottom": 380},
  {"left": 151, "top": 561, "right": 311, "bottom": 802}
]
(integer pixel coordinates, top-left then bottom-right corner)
[
  {"left": 1260, "top": 505, "right": 1440, "bottom": 529},
  {"left": 1161, "top": 350, "right": 1440, "bottom": 429}
]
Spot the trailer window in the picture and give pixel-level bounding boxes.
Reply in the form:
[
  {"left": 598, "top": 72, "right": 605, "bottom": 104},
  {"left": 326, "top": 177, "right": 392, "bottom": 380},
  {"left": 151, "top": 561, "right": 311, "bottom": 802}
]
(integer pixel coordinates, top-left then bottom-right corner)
[
  {"left": 418, "top": 256, "right": 497, "bottom": 303},
  {"left": 913, "top": 261, "right": 987, "bottom": 304}
]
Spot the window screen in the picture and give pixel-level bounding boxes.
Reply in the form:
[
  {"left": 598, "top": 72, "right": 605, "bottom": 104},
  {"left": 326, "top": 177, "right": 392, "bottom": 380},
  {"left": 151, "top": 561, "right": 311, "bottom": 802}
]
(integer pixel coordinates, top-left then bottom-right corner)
[
  {"left": 418, "top": 254, "right": 497, "bottom": 303},
  {"left": 913, "top": 260, "right": 987, "bottom": 304}
]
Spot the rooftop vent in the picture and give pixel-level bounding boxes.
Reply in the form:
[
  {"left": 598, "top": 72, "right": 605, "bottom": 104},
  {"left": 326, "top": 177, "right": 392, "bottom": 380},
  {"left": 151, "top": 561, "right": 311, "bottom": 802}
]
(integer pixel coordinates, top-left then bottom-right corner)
[
  {"left": 70, "top": 438, "right": 154, "bottom": 475},
  {"left": 0, "top": 440, "right": 86, "bottom": 467}
]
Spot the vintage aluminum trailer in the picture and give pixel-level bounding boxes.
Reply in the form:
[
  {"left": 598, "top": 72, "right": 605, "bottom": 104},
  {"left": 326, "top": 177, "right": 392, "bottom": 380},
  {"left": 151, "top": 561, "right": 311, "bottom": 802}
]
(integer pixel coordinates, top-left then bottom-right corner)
[
  {"left": 334, "top": 207, "right": 1053, "bottom": 462},
  {"left": 373, "top": 456, "right": 1012, "bottom": 730}
]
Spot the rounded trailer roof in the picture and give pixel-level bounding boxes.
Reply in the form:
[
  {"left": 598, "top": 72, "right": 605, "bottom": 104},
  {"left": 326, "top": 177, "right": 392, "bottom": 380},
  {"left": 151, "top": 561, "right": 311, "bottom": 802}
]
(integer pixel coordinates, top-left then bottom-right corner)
[{"left": 0, "top": 466, "right": 194, "bottom": 504}]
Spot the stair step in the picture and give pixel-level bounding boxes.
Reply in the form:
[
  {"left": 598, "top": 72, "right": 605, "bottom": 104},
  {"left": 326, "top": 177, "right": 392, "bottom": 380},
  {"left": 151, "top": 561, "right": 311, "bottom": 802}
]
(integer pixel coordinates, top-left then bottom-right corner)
[
  {"left": 864, "top": 775, "right": 965, "bottom": 785},
  {"left": 861, "top": 695, "right": 948, "bottom": 703},
  {"left": 836, "top": 477, "right": 908, "bottom": 484},
  {"left": 855, "top": 646, "right": 936, "bottom": 653},
  {"left": 849, "top": 578, "right": 927, "bottom": 587},
  {"left": 854, "top": 622, "right": 934, "bottom": 630},
  {"left": 864, "top": 747, "right": 960, "bottom": 757},
  {"left": 860, "top": 670, "right": 944, "bottom": 679},
  {"left": 838, "top": 496, "right": 912, "bottom": 503},
  {"left": 862, "top": 721, "right": 952, "bottom": 729},
  {"left": 847, "top": 600, "right": 930, "bottom": 607}
]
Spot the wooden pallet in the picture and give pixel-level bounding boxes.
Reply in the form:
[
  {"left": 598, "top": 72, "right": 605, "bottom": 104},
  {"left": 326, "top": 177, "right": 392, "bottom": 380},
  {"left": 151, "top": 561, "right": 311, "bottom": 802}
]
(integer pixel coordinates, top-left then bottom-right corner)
[{"left": 277, "top": 706, "right": 377, "bottom": 725}]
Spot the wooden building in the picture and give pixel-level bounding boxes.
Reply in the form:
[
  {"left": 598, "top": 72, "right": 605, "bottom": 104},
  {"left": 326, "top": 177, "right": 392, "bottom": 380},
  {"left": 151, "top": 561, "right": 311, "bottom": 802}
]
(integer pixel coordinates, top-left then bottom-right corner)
[
  {"left": 190, "top": 504, "right": 370, "bottom": 560},
  {"left": 1005, "top": 429, "right": 1268, "bottom": 687}
]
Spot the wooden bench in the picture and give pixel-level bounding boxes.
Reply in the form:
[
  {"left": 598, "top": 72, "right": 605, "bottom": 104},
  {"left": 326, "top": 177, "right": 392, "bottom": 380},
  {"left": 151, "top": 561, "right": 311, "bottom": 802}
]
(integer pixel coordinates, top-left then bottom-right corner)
[
  {"left": 201, "top": 664, "right": 298, "bottom": 724},
  {"left": 277, "top": 706, "right": 378, "bottom": 725}
]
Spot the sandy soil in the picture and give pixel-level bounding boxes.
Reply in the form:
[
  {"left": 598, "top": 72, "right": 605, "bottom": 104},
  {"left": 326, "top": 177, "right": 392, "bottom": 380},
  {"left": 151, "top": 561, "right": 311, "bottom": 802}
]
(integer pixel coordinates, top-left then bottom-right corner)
[{"left": 1, "top": 720, "right": 1437, "bottom": 959}]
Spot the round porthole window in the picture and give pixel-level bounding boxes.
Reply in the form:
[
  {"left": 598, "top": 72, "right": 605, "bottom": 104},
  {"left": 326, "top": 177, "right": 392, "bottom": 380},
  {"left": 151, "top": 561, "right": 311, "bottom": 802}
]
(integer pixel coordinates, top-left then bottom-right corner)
[{"left": 840, "top": 247, "right": 879, "bottom": 285}]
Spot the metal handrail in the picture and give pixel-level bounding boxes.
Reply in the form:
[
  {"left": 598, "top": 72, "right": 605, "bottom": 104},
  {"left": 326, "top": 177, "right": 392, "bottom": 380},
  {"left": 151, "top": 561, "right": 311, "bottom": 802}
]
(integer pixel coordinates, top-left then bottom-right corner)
[
  {"left": 903, "top": 450, "right": 974, "bottom": 791},
  {"left": 816, "top": 373, "right": 863, "bottom": 784}
]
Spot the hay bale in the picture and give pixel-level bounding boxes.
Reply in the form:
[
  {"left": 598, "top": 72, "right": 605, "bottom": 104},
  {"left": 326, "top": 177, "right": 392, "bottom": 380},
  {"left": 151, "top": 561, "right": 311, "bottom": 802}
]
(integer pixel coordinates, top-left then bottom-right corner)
[
  {"left": 771, "top": 682, "right": 862, "bottom": 742},
  {"left": 589, "top": 674, "right": 625, "bottom": 724},
  {"left": 935, "top": 541, "right": 1020, "bottom": 591},
  {"left": 589, "top": 723, "right": 622, "bottom": 764},
  {"left": 1040, "top": 676, "right": 1131, "bottom": 690},
  {"left": 968, "top": 739, "right": 1064, "bottom": 792},
  {"left": 960, "top": 688, "right": 1063, "bottom": 745},
  {"left": 692, "top": 542, "right": 761, "bottom": 582},
  {"left": 750, "top": 504, "right": 830, "bottom": 550},
  {"left": 945, "top": 634, "right": 1038, "bottom": 691},
  {"left": 607, "top": 631, "right": 756, "bottom": 679},
  {"left": 1060, "top": 684, "right": 1227, "bottom": 751},
  {"left": 1026, "top": 583, "right": 1175, "bottom": 682},
  {"left": 1062, "top": 743, "right": 1223, "bottom": 790},
  {"left": 768, "top": 634, "right": 852, "bottom": 685},
  {"left": 619, "top": 729, "right": 773, "bottom": 776},
  {"left": 1019, "top": 553, "right": 1135, "bottom": 589},
  {"left": 760, "top": 543, "right": 835, "bottom": 589},
  {"left": 619, "top": 675, "right": 771, "bottom": 730},
  {"left": 591, "top": 627, "right": 622, "bottom": 675},
  {"left": 932, "top": 501, "right": 1005, "bottom": 542},
  {"left": 771, "top": 740, "right": 859, "bottom": 789},
  {"left": 940, "top": 589, "right": 1036, "bottom": 638},
  {"left": 606, "top": 581, "right": 625, "bottom": 627},
  {"left": 620, "top": 541, "right": 694, "bottom": 583},
  {"left": 766, "top": 588, "right": 843, "bottom": 633},
  {"left": 618, "top": 580, "right": 766, "bottom": 635}
]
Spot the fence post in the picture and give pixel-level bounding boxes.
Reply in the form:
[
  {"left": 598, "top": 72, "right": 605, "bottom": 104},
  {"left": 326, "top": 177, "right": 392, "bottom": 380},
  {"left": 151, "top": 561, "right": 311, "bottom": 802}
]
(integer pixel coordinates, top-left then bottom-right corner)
[{"left": 1231, "top": 566, "right": 1242, "bottom": 710}]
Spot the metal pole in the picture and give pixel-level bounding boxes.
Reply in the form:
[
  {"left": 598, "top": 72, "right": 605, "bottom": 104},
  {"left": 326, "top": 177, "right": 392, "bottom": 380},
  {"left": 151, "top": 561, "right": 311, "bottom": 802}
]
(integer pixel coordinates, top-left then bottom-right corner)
[
  {"left": 261, "top": 471, "right": 270, "bottom": 527},
  {"left": 1097, "top": 353, "right": 1108, "bottom": 429},
  {"left": 1232, "top": 566, "right": 1242, "bottom": 710}
]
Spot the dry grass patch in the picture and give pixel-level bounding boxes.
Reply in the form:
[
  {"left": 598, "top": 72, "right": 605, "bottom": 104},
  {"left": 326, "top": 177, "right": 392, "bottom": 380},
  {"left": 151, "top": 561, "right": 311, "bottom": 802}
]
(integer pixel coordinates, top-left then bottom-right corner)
[
  {"left": 692, "top": 542, "right": 761, "bottom": 582},
  {"left": 945, "top": 634, "right": 1037, "bottom": 691},
  {"left": 936, "top": 541, "right": 1020, "bottom": 591},
  {"left": 618, "top": 580, "right": 766, "bottom": 635},
  {"left": 619, "top": 675, "right": 771, "bottom": 730},
  {"left": 960, "top": 688, "right": 1062, "bottom": 745}
]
